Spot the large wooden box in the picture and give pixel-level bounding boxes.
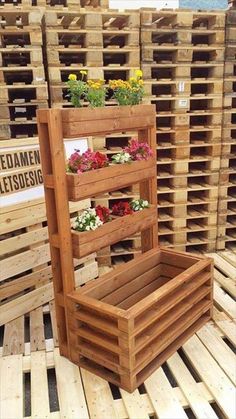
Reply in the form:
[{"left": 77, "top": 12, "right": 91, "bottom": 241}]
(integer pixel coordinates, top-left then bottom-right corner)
[{"left": 67, "top": 247, "right": 213, "bottom": 392}]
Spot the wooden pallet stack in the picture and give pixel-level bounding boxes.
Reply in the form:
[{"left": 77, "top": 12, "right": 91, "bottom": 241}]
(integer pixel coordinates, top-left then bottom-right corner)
[
  {"left": 0, "top": 199, "right": 99, "bottom": 327},
  {"left": 45, "top": 7, "right": 141, "bottom": 265},
  {"left": 0, "top": 0, "right": 108, "bottom": 6},
  {"left": 141, "top": 9, "right": 225, "bottom": 253},
  {"left": 0, "top": 7, "right": 48, "bottom": 141},
  {"left": 217, "top": 7, "right": 236, "bottom": 251}
]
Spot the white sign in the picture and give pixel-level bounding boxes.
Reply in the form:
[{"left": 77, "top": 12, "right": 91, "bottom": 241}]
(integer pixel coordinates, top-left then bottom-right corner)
[{"left": 0, "top": 138, "right": 88, "bottom": 207}]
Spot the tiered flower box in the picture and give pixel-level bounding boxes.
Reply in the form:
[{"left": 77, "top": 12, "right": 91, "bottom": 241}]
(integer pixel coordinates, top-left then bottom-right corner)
[{"left": 37, "top": 104, "right": 213, "bottom": 393}]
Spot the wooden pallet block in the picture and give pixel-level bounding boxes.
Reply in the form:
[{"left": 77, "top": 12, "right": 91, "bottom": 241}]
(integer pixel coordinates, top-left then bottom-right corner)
[
  {"left": 0, "top": 6, "right": 44, "bottom": 27},
  {"left": 0, "top": 66, "right": 46, "bottom": 86},
  {"left": 0, "top": 83, "right": 48, "bottom": 103},
  {"left": 0, "top": 46, "right": 43, "bottom": 67}
]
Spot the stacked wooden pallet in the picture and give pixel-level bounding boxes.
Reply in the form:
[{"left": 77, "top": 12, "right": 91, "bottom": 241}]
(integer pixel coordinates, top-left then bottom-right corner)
[
  {"left": 45, "top": 8, "right": 140, "bottom": 107},
  {"left": 0, "top": 0, "right": 108, "bottom": 6},
  {"left": 45, "top": 8, "right": 141, "bottom": 265},
  {"left": 0, "top": 7, "right": 48, "bottom": 141},
  {"left": 0, "top": 199, "right": 99, "bottom": 327},
  {"left": 141, "top": 9, "right": 225, "bottom": 253},
  {"left": 217, "top": 8, "right": 236, "bottom": 251}
]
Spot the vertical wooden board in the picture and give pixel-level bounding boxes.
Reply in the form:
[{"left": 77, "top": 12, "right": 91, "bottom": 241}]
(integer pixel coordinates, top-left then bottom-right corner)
[
  {"left": 54, "top": 348, "right": 89, "bottom": 419},
  {"left": 144, "top": 367, "right": 188, "bottom": 419},
  {"left": 30, "top": 307, "right": 46, "bottom": 352},
  {"left": 80, "top": 368, "right": 119, "bottom": 419},
  {"left": 183, "top": 334, "right": 236, "bottom": 419},
  {"left": 31, "top": 351, "right": 50, "bottom": 418},
  {"left": 197, "top": 324, "right": 236, "bottom": 385},
  {"left": 0, "top": 355, "right": 23, "bottom": 419},
  {"left": 2, "top": 317, "right": 24, "bottom": 356},
  {"left": 167, "top": 353, "right": 218, "bottom": 419},
  {"left": 119, "top": 389, "right": 149, "bottom": 419},
  {"left": 49, "top": 301, "right": 59, "bottom": 347}
]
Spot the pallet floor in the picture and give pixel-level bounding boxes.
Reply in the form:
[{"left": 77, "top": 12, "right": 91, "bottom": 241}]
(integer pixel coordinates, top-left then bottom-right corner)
[{"left": 0, "top": 251, "right": 235, "bottom": 419}]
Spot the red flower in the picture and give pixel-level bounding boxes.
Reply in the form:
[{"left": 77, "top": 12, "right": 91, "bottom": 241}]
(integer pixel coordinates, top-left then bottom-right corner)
[
  {"left": 95, "top": 205, "right": 110, "bottom": 223},
  {"left": 111, "top": 201, "right": 133, "bottom": 217},
  {"left": 67, "top": 149, "right": 108, "bottom": 173}
]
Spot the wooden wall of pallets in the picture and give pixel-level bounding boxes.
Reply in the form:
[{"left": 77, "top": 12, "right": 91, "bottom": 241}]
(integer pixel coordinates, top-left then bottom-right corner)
[{"left": 0, "top": 4, "right": 236, "bottom": 272}]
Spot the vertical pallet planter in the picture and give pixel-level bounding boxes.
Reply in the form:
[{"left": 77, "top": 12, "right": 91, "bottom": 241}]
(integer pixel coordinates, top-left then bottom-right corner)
[{"left": 37, "top": 104, "right": 213, "bottom": 392}]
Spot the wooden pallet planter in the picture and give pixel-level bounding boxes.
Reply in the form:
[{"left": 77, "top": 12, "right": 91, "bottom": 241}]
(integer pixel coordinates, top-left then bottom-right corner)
[{"left": 37, "top": 103, "right": 213, "bottom": 393}]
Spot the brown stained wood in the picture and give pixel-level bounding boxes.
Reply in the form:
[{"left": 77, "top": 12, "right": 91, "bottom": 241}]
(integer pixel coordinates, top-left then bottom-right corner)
[
  {"left": 72, "top": 206, "right": 157, "bottom": 258},
  {"left": 37, "top": 104, "right": 213, "bottom": 393}
]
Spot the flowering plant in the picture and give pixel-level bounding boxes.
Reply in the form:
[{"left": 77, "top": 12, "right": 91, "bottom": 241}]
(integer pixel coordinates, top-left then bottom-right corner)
[
  {"left": 111, "top": 201, "right": 133, "bottom": 216},
  {"left": 86, "top": 79, "right": 107, "bottom": 108},
  {"left": 130, "top": 199, "right": 149, "bottom": 211},
  {"left": 111, "top": 151, "right": 131, "bottom": 164},
  {"left": 125, "top": 139, "right": 153, "bottom": 161},
  {"left": 67, "top": 149, "right": 109, "bottom": 174},
  {"left": 109, "top": 70, "right": 144, "bottom": 106},
  {"left": 95, "top": 205, "right": 111, "bottom": 223},
  {"left": 66, "top": 71, "right": 87, "bottom": 108},
  {"left": 72, "top": 208, "right": 103, "bottom": 232}
]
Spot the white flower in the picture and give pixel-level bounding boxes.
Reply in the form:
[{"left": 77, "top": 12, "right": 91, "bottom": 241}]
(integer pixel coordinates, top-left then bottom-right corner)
[{"left": 85, "top": 226, "right": 90, "bottom": 231}]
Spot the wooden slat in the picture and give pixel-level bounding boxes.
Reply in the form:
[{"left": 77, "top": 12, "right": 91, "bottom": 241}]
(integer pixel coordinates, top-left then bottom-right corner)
[
  {"left": 80, "top": 369, "right": 119, "bottom": 419},
  {"left": 54, "top": 348, "right": 89, "bottom": 419},
  {"left": 2, "top": 317, "right": 24, "bottom": 356},
  {"left": 183, "top": 335, "right": 236, "bottom": 419},
  {"left": 119, "top": 389, "right": 149, "bottom": 419},
  {"left": 31, "top": 351, "right": 50, "bottom": 418},
  {"left": 197, "top": 323, "right": 236, "bottom": 385},
  {"left": 145, "top": 367, "right": 188, "bottom": 419},
  {"left": 214, "top": 282, "right": 236, "bottom": 320},
  {"left": 30, "top": 307, "right": 46, "bottom": 352},
  {"left": 167, "top": 353, "right": 218, "bottom": 419},
  {"left": 0, "top": 355, "right": 23, "bottom": 419}
]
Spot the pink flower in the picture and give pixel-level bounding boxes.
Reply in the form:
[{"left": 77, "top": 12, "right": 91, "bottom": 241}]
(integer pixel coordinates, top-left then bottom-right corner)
[
  {"left": 124, "top": 139, "right": 153, "bottom": 161},
  {"left": 67, "top": 149, "right": 109, "bottom": 173}
]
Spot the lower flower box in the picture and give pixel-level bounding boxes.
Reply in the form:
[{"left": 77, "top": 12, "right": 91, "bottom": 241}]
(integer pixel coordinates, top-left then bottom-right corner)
[
  {"left": 66, "top": 158, "right": 156, "bottom": 201},
  {"left": 67, "top": 247, "right": 213, "bottom": 392},
  {"left": 71, "top": 205, "right": 157, "bottom": 258}
]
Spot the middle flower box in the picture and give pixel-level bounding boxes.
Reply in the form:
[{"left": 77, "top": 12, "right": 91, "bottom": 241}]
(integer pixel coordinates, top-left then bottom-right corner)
[
  {"left": 71, "top": 205, "right": 157, "bottom": 259},
  {"left": 66, "top": 158, "right": 156, "bottom": 201}
]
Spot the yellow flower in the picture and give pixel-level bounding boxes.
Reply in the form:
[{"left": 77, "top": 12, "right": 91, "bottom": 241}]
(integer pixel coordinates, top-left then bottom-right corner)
[
  {"left": 80, "top": 70, "right": 87, "bottom": 75},
  {"left": 135, "top": 69, "right": 143, "bottom": 78},
  {"left": 138, "top": 79, "right": 144, "bottom": 85},
  {"left": 129, "top": 77, "right": 136, "bottom": 82},
  {"left": 68, "top": 73, "right": 77, "bottom": 81}
]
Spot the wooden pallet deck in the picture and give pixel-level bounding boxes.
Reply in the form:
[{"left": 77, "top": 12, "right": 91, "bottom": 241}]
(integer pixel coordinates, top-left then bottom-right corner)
[{"left": 0, "top": 251, "right": 235, "bottom": 418}]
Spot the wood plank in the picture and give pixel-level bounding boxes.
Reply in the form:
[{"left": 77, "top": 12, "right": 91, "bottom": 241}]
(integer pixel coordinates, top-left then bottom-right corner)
[
  {"left": 54, "top": 348, "right": 89, "bottom": 419},
  {"left": 119, "top": 389, "right": 149, "bottom": 419},
  {"left": 80, "top": 368, "right": 119, "bottom": 419},
  {"left": 31, "top": 351, "right": 50, "bottom": 418},
  {"left": 0, "top": 284, "right": 54, "bottom": 326},
  {"left": 2, "top": 317, "right": 24, "bottom": 356},
  {"left": 214, "top": 282, "right": 236, "bottom": 320},
  {"left": 167, "top": 352, "right": 218, "bottom": 419},
  {"left": 0, "top": 355, "right": 23, "bottom": 419},
  {"left": 215, "top": 319, "right": 236, "bottom": 346},
  {"left": 197, "top": 323, "right": 236, "bottom": 385},
  {"left": 183, "top": 334, "right": 236, "bottom": 419},
  {"left": 144, "top": 367, "right": 188, "bottom": 419},
  {"left": 214, "top": 269, "right": 236, "bottom": 298},
  {"left": 30, "top": 307, "right": 46, "bottom": 352},
  {"left": 209, "top": 253, "right": 236, "bottom": 279}
]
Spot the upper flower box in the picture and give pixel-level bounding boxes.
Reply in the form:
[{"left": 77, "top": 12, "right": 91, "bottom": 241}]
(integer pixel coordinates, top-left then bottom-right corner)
[{"left": 66, "top": 158, "right": 156, "bottom": 201}]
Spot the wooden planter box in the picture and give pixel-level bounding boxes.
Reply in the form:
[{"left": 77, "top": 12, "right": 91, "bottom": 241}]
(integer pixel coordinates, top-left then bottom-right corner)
[
  {"left": 66, "top": 158, "right": 156, "bottom": 201},
  {"left": 71, "top": 205, "right": 157, "bottom": 258},
  {"left": 67, "top": 247, "right": 213, "bottom": 392}
]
